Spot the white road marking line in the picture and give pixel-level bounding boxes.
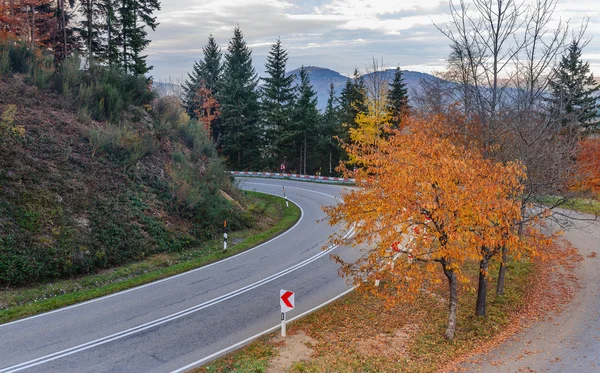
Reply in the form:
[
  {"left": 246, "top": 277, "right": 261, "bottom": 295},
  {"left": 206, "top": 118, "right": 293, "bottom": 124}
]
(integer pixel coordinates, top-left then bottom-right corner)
[
  {"left": 0, "top": 191, "right": 308, "bottom": 329},
  {"left": 170, "top": 287, "right": 356, "bottom": 373},
  {"left": 0, "top": 226, "right": 354, "bottom": 373},
  {"left": 0, "top": 187, "right": 350, "bottom": 373}
]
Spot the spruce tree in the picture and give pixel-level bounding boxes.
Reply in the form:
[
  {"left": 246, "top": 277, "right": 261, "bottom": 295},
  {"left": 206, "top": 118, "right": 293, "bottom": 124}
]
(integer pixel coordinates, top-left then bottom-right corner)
[
  {"left": 293, "top": 66, "right": 320, "bottom": 174},
  {"left": 79, "top": 0, "right": 105, "bottom": 68},
  {"left": 338, "top": 68, "right": 367, "bottom": 142},
  {"left": 549, "top": 40, "right": 600, "bottom": 129},
  {"left": 220, "top": 27, "right": 262, "bottom": 170},
  {"left": 261, "top": 38, "right": 296, "bottom": 169},
  {"left": 319, "top": 82, "right": 342, "bottom": 175},
  {"left": 101, "top": 0, "right": 122, "bottom": 67},
  {"left": 119, "top": 0, "right": 160, "bottom": 75},
  {"left": 387, "top": 66, "right": 410, "bottom": 127},
  {"left": 183, "top": 35, "right": 222, "bottom": 118}
]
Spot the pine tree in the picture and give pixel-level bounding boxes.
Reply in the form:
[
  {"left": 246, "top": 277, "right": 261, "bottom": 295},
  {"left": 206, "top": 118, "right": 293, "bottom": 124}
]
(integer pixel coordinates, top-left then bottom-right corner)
[
  {"left": 318, "top": 82, "right": 342, "bottom": 175},
  {"left": 338, "top": 68, "right": 367, "bottom": 142},
  {"left": 261, "top": 38, "right": 295, "bottom": 169},
  {"left": 119, "top": 0, "right": 160, "bottom": 75},
  {"left": 387, "top": 66, "right": 410, "bottom": 127},
  {"left": 183, "top": 35, "right": 222, "bottom": 118},
  {"left": 293, "top": 66, "right": 320, "bottom": 174},
  {"left": 220, "top": 26, "right": 261, "bottom": 170},
  {"left": 549, "top": 40, "right": 600, "bottom": 129},
  {"left": 100, "top": 0, "right": 121, "bottom": 67},
  {"left": 79, "top": 0, "right": 105, "bottom": 68}
]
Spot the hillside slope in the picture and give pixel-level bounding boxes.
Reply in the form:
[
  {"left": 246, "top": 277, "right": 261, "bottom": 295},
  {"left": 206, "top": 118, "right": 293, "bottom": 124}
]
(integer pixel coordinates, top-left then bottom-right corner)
[{"left": 0, "top": 75, "right": 249, "bottom": 286}]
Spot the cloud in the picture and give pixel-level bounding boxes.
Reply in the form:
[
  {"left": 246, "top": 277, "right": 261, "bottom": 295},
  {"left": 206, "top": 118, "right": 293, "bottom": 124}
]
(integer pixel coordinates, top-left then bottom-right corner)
[{"left": 147, "top": 0, "right": 600, "bottom": 81}]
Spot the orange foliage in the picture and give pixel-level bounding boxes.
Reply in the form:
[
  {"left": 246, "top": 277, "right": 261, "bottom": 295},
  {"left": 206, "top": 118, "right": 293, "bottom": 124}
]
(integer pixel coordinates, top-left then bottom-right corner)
[
  {"left": 324, "top": 112, "right": 546, "bottom": 337},
  {"left": 193, "top": 85, "right": 221, "bottom": 139},
  {"left": 0, "top": 0, "right": 54, "bottom": 48},
  {"left": 574, "top": 137, "right": 600, "bottom": 196}
]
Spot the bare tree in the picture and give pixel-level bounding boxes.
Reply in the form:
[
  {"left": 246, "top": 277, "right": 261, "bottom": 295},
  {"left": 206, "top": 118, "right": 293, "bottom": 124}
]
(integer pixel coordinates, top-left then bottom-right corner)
[
  {"left": 363, "top": 57, "right": 390, "bottom": 118},
  {"left": 430, "top": 0, "right": 584, "bottom": 314}
]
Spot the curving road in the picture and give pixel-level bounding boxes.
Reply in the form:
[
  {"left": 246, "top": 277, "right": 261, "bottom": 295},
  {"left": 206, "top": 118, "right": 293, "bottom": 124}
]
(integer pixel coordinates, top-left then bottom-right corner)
[{"left": 0, "top": 178, "right": 360, "bottom": 373}]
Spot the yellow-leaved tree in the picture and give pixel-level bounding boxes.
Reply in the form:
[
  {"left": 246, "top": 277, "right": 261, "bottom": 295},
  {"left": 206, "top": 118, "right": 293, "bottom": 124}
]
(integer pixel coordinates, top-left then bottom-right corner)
[{"left": 325, "top": 113, "right": 532, "bottom": 339}]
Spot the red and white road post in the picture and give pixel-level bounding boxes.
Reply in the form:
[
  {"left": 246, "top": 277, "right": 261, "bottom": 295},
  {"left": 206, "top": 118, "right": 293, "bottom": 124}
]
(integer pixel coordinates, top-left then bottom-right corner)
[{"left": 280, "top": 289, "right": 295, "bottom": 337}]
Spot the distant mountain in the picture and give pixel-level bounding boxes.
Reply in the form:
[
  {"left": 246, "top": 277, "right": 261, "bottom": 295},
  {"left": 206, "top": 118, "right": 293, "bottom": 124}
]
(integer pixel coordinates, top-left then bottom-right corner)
[
  {"left": 287, "top": 66, "right": 445, "bottom": 110},
  {"left": 153, "top": 66, "right": 447, "bottom": 111},
  {"left": 153, "top": 81, "right": 182, "bottom": 98}
]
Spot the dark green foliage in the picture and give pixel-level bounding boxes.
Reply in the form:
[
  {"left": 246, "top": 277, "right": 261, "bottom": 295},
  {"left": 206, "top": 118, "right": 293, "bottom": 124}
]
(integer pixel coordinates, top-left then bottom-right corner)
[
  {"left": 292, "top": 66, "right": 320, "bottom": 174},
  {"left": 338, "top": 68, "right": 367, "bottom": 137},
  {"left": 220, "top": 27, "right": 262, "bottom": 170},
  {"left": 261, "top": 39, "right": 296, "bottom": 168},
  {"left": 64, "top": 66, "right": 155, "bottom": 122},
  {"left": 315, "top": 83, "right": 343, "bottom": 175},
  {"left": 0, "top": 39, "right": 54, "bottom": 89},
  {"left": 120, "top": 0, "right": 161, "bottom": 75},
  {"left": 78, "top": 0, "right": 106, "bottom": 68},
  {"left": 387, "top": 67, "right": 410, "bottom": 128},
  {"left": 549, "top": 40, "right": 600, "bottom": 130},
  {"left": 183, "top": 35, "right": 223, "bottom": 118}
]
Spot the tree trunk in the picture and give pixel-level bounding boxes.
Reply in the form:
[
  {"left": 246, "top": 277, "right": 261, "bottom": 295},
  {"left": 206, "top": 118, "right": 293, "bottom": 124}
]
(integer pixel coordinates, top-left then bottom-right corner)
[
  {"left": 30, "top": 5, "right": 36, "bottom": 49},
  {"left": 122, "top": 0, "right": 127, "bottom": 72},
  {"left": 87, "top": 0, "right": 93, "bottom": 69},
  {"left": 303, "top": 134, "right": 307, "bottom": 175},
  {"left": 442, "top": 261, "right": 458, "bottom": 340},
  {"left": 496, "top": 245, "right": 507, "bottom": 295},
  {"left": 61, "top": 0, "right": 67, "bottom": 61},
  {"left": 299, "top": 146, "right": 302, "bottom": 175},
  {"left": 476, "top": 256, "right": 489, "bottom": 317},
  {"left": 329, "top": 149, "right": 332, "bottom": 176},
  {"left": 107, "top": 5, "right": 112, "bottom": 67}
]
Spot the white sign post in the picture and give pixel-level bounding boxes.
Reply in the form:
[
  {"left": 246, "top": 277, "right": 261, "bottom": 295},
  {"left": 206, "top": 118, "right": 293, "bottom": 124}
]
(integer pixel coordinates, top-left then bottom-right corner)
[
  {"left": 282, "top": 186, "right": 288, "bottom": 207},
  {"left": 280, "top": 289, "right": 295, "bottom": 337}
]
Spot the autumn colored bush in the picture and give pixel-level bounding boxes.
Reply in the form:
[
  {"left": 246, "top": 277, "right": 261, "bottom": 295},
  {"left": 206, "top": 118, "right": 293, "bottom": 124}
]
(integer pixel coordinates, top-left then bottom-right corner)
[{"left": 574, "top": 137, "right": 600, "bottom": 197}]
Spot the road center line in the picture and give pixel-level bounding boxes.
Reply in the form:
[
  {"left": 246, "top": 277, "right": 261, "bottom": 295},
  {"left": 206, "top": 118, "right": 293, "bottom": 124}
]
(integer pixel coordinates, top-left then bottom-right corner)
[{"left": 1, "top": 187, "right": 351, "bottom": 373}]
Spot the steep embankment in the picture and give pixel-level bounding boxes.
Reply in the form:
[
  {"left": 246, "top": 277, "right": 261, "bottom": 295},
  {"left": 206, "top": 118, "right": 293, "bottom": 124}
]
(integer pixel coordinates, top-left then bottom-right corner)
[{"left": 0, "top": 75, "right": 247, "bottom": 287}]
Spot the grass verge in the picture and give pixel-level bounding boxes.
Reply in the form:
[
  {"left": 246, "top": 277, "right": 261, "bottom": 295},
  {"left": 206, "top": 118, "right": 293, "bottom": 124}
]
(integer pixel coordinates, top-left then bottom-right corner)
[
  {"left": 0, "top": 191, "right": 301, "bottom": 324},
  {"left": 198, "top": 258, "right": 537, "bottom": 373},
  {"left": 536, "top": 195, "right": 600, "bottom": 215}
]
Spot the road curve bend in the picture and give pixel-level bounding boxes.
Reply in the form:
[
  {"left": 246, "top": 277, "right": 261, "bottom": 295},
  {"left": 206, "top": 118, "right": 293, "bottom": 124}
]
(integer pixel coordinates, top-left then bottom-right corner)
[{"left": 0, "top": 178, "right": 359, "bottom": 373}]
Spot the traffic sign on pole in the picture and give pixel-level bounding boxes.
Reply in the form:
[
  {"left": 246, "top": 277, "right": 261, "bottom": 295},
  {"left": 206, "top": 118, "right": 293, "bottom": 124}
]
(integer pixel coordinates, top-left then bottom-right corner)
[
  {"left": 280, "top": 290, "right": 294, "bottom": 312},
  {"left": 280, "top": 289, "right": 294, "bottom": 337}
]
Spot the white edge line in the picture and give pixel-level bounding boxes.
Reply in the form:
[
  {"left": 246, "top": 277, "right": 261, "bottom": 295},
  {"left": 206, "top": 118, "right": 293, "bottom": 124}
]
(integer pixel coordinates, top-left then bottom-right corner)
[
  {"left": 0, "top": 191, "right": 306, "bottom": 329},
  {"left": 0, "top": 225, "right": 356, "bottom": 373},
  {"left": 169, "top": 287, "right": 356, "bottom": 373}
]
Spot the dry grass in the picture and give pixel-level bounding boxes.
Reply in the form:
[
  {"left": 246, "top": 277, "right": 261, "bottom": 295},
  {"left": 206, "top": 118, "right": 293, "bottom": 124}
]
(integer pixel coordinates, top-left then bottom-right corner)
[{"left": 198, "top": 239, "right": 582, "bottom": 373}]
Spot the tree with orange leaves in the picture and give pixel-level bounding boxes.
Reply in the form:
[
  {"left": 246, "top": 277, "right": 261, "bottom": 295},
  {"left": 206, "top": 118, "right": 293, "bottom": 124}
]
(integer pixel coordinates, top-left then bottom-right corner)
[
  {"left": 325, "top": 113, "right": 531, "bottom": 339},
  {"left": 193, "top": 84, "right": 221, "bottom": 141},
  {"left": 574, "top": 137, "right": 600, "bottom": 197}
]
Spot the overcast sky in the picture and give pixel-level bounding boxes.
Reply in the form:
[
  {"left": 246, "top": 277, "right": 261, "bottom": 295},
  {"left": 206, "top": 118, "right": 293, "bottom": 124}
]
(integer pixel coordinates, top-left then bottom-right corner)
[{"left": 146, "top": 0, "right": 600, "bottom": 82}]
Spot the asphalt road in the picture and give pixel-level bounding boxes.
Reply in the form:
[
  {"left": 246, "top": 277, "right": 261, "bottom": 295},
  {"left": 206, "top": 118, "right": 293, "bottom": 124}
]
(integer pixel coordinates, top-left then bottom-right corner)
[
  {"left": 0, "top": 178, "right": 360, "bottom": 373},
  {"left": 459, "top": 211, "right": 600, "bottom": 372}
]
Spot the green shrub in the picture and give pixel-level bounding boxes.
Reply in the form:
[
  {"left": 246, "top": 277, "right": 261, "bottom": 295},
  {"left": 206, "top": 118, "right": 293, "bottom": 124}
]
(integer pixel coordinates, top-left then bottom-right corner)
[
  {"left": 72, "top": 67, "right": 155, "bottom": 123},
  {"left": 7, "top": 40, "right": 34, "bottom": 74},
  {"left": 55, "top": 54, "right": 83, "bottom": 99},
  {"left": 152, "top": 96, "right": 188, "bottom": 138},
  {"left": 0, "top": 38, "right": 55, "bottom": 88},
  {"left": 29, "top": 53, "right": 54, "bottom": 89},
  {"left": 182, "top": 120, "right": 217, "bottom": 159}
]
